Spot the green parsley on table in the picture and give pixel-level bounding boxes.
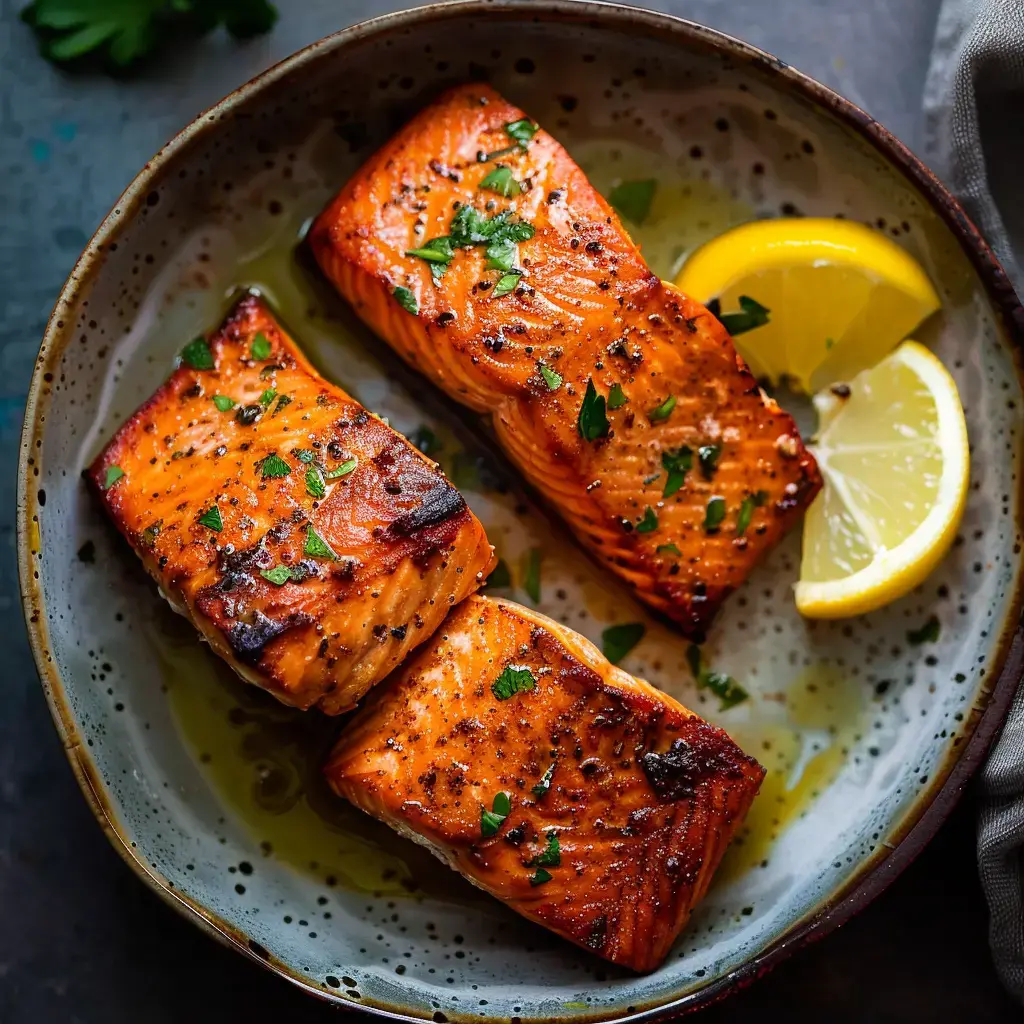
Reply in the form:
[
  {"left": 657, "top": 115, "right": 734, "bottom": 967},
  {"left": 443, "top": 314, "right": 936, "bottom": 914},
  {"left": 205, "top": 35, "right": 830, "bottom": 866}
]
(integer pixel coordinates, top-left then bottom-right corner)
[
  {"left": 22, "top": 0, "right": 278, "bottom": 70},
  {"left": 608, "top": 178, "right": 657, "bottom": 225},
  {"left": 601, "top": 622, "right": 645, "bottom": 664},
  {"left": 491, "top": 664, "right": 537, "bottom": 701},
  {"left": 686, "top": 643, "right": 749, "bottom": 710},
  {"left": 907, "top": 615, "right": 941, "bottom": 645}
]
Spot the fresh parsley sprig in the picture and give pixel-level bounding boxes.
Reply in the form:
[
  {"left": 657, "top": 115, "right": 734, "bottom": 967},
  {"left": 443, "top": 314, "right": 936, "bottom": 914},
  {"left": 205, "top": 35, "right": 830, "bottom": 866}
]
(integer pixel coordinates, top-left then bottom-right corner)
[{"left": 22, "top": 0, "right": 279, "bottom": 71}]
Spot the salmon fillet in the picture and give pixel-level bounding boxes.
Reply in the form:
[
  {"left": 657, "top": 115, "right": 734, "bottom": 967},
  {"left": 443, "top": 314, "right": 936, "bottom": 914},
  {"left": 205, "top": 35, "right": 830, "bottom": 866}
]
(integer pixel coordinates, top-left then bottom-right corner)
[
  {"left": 88, "top": 294, "right": 494, "bottom": 714},
  {"left": 325, "top": 595, "right": 765, "bottom": 971},
  {"left": 310, "top": 84, "right": 821, "bottom": 637}
]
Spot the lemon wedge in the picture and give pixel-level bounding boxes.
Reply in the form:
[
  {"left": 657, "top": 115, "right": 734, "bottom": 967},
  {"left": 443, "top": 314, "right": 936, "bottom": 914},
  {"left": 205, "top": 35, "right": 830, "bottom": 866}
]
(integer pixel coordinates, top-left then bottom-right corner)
[
  {"left": 795, "top": 340, "right": 969, "bottom": 618},
  {"left": 675, "top": 218, "right": 941, "bottom": 392}
]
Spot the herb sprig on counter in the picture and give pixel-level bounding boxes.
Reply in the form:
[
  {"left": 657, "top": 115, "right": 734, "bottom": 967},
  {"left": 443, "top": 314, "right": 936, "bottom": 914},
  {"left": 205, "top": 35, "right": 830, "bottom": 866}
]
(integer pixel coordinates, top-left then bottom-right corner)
[{"left": 22, "top": 0, "right": 278, "bottom": 71}]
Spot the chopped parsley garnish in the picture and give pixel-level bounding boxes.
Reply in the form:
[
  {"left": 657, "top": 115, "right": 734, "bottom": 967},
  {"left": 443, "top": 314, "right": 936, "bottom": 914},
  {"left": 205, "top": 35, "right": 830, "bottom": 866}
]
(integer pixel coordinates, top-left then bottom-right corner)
[
  {"left": 212, "top": 394, "right": 235, "bottom": 412},
  {"left": 538, "top": 363, "right": 562, "bottom": 391},
  {"left": 636, "top": 507, "right": 658, "bottom": 533},
  {"left": 405, "top": 236, "right": 455, "bottom": 283},
  {"left": 250, "top": 332, "right": 272, "bottom": 361},
  {"left": 656, "top": 542, "right": 682, "bottom": 556},
  {"left": 305, "top": 466, "right": 326, "bottom": 499},
  {"left": 409, "top": 426, "right": 441, "bottom": 457},
  {"left": 272, "top": 393, "right": 292, "bottom": 416},
  {"left": 491, "top": 664, "right": 537, "bottom": 701},
  {"left": 197, "top": 504, "right": 223, "bottom": 532},
  {"left": 531, "top": 832, "right": 561, "bottom": 867},
  {"left": 608, "top": 178, "right": 657, "bottom": 225},
  {"left": 393, "top": 286, "right": 419, "bottom": 315},
  {"left": 662, "top": 446, "right": 693, "bottom": 498},
  {"left": 480, "top": 165, "right": 522, "bottom": 197},
  {"left": 304, "top": 525, "right": 337, "bottom": 560},
  {"left": 324, "top": 458, "right": 357, "bottom": 480},
  {"left": 577, "top": 377, "right": 610, "bottom": 441},
  {"left": 487, "top": 558, "right": 512, "bottom": 588},
  {"left": 181, "top": 337, "right": 214, "bottom": 371},
  {"left": 140, "top": 520, "right": 162, "bottom": 547},
  {"left": 737, "top": 490, "right": 768, "bottom": 536},
  {"left": 505, "top": 118, "right": 538, "bottom": 147},
  {"left": 529, "top": 868, "right": 553, "bottom": 887},
  {"left": 492, "top": 272, "right": 522, "bottom": 298},
  {"left": 648, "top": 394, "right": 677, "bottom": 422},
  {"left": 524, "top": 547, "right": 542, "bottom": 604},
  {"left": 258, "top": 387, "right": 277, "bottom": 406},
  {"left": 686, "top": 643, "right": 748, "bottom": 710},
  {"left": 907, "top": 616, "right": 941, "bottom": 645},
  {"left": 703, "top": 496, "right": 726, "bottom": 532},
  {"left": 602, "top": 622, "right": 645, "bottom": 664},
  {"left": 607, "top": 383, "right": 628, "bottom": 409},
  {"left": 103, "top": 465, "right": 125, "bottom": 490},
  {"left": 261, "top": 565, "right": 298, "bottom": 586},
  {"left": 532, "top": 762, "right": 555, "bottom": 799},
  {"left": 259, "top": 453, "right": 290, "bottom": 479},
  {"left": 711, "top": 295, "right": 771, "bottom": 336},
  {"left": 698, "top": 444, "right": 721, "bottom": 479},
  {"left": 481, "top": 791, "right": 511, "bottom": 838}
]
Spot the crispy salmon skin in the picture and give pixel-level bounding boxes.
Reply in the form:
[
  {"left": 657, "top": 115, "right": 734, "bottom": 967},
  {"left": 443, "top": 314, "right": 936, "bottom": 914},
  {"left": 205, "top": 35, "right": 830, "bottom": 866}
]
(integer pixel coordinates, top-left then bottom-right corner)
[
  {"left": 310, "top": 84, "right": 821, "bottom": 636},
  {"left": 325, "top": 595, "right": 764, "bottom": 971},
  {"left": 88, "top": 294, "right": 494, "bottom": 714}
]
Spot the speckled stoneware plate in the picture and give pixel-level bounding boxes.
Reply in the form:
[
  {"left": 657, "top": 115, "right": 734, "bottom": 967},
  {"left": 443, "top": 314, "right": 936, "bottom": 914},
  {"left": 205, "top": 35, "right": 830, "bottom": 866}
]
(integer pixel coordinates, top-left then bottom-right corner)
[{"left": 17, "top": 2, "right": 1024, "bottom": 1020}]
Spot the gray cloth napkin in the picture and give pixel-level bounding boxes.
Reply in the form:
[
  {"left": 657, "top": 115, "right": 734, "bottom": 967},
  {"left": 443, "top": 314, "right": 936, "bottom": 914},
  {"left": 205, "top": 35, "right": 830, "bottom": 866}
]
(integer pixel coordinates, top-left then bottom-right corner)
[{"left": 923, "top": 0, "right": 1024, "bottom": 1002}]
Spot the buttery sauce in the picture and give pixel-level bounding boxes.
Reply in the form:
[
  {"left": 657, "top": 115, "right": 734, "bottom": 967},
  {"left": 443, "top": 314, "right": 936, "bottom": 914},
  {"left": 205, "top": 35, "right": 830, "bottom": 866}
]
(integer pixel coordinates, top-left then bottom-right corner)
[{"left": 159, "top": 137, "right": 864, "bottom": 900}]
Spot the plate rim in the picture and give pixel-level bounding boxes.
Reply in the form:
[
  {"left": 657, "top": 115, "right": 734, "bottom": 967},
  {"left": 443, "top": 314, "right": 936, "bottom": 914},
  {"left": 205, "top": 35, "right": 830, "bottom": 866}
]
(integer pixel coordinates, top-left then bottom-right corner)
[{"left": 16, "top": 1, "right": 1024, "bottom": 1020}]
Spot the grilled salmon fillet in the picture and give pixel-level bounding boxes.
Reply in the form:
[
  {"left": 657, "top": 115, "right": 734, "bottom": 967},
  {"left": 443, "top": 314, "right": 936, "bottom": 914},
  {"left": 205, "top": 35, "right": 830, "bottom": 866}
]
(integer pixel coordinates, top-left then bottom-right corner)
[
  {"left": 88, "top": 294, "right": 494, "bottom": 714},
  {"left": 310, "top": 84, "right": 821, "bottom": 637},
  {"left": 325, "top": 594, "right": 765, "bottom": 971}
]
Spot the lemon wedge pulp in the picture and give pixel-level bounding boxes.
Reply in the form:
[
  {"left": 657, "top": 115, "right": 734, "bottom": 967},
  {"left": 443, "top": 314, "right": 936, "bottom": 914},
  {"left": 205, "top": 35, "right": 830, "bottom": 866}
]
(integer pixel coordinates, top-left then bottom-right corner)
[
  {"left": 675, "top": 218, "right": 941, "bottom": 392},
  {"left": 795, "top": 341, "right": 969, "bottom": 618}
]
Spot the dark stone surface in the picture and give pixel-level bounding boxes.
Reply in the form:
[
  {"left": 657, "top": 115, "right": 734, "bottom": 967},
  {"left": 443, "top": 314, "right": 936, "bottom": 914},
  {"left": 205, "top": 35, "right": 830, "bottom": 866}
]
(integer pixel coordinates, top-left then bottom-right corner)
[{"left": 0, "top": 1, "right": 1017, "bottom": 1020}]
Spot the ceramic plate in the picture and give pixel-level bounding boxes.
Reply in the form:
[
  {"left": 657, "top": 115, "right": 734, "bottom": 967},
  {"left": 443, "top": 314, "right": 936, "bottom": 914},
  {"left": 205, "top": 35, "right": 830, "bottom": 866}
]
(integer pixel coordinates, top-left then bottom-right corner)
[{"left": 17, "top": 3, "right": 1024, "bottom": 1021}]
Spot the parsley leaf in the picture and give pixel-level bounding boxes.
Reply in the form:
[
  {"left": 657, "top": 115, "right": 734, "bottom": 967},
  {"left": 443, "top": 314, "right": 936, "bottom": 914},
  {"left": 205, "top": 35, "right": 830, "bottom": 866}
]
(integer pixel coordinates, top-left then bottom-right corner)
[
  {"left": 577, "top": 378, "right": 609, "bottom": 441},
  {"left": 607, "top": 383, "right": 628, "bottom": 409},
  {"left": 505, "top": 118, "right": 538, "bottom": 147},
  {"left": 698, "top": 444, "right": 721, "bottom": 479},
  {"left": 487, "top": 558, "right": 512, "bottom": 588},
  {"left": 636, "top": 507, "right": 658, "bottom": 533},
  {"left": 181, "top": 336, "right": 214, "bottom": 371},
  {"left": 491, "top": 664, "right": 537, "bottom": 701},
  {"left": 907, "top": 616, "right": 941, "bottom": 645},
  {"left": 272, "top": 393, "right": 292, "bottom": 416},
  {"left": 22, "top": 0, "right": 278, "bottom": 69},
  {"left": 649, "top": 394, "right": 677, "bottom": 422},
  {"left": 662, "top": 446, "right": 693, "bottom": 498},
  {"left": 656, "top": 542, "right": 682, "bottom": 556},
  {"left": 602, "top": 622, "right": 645, "bottom": 664},
  {"left": 258, "top": 387, "right": 277, "bottom": 407},
  {"left": 529, "top": 867, "right": 553, "bottom": 887},
  {"left": 406, "top": 236, "right": 454, "bottom": 282},
  {"left": 103, "top": 465, "right": 125, "bottom": 490},
  {"left": 324, "top": 458, "right": 357, "bottom": 480},
  {"left": 686, "top": 644, "right": 748, "bottom": 710},
  {"left": 531, "top": 832, "right": 561, "bottom": 868},
  {"left": 711, "top": 295, "right": 771, "bottom": 336},
  {"left": 480, "top": 165, "right": 522, "bottom": 197},
  {"left": 261, "top": 565, "right": 294, "bottom": 586},
  {"left": 609, "top": 179, "right": 657, "bottom": 225},
  {"left": 393, "top": 286, "right": 419, "bottom": 315},
  {"left": 481, "top": 792, "right": 510, "bottom": 837},
  {"left": 305, "top": 466, "right": 326, "bottom": 499},
  {"left": 197, "top": 504, "right": 223, "bottom": 532},
  {"left": 304, "top": 525, "right": 337, "bottom": 560},
  {"left": 704, "top": 496, "right": 726, "bottom": 532},
  {"left": 532, "top": 762, "right": 555, "bottom": 799},
  {"left": 258, "top": 453, "right": 290, "bottom": 479},
  {"left": 212, "top": 394, "right": 235, "bottom": 412},
  {"left": 737, "top": 490, "right": 768, "bottom": 536},
  {"left": 538, "top": 363, "right": 562, "bottom": 391},
  {"left": 492, "top": 272, "right": 522, "bottom": 298},
  {"left": 524, "top": 547, "right": 542, "bottom": 604},
  {"left": 250, "top": 332, "right": 272, "bottom": 361}
]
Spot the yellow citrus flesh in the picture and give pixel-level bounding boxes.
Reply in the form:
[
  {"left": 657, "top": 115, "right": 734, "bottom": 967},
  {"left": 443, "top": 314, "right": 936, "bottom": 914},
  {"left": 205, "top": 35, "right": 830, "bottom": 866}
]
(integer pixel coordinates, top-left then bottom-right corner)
[
  {"left": 795, "top": 341, "right": 969, "bottom": 618},
  {"left": 675, "top": 218, "right": 941, "bottom": 393}
]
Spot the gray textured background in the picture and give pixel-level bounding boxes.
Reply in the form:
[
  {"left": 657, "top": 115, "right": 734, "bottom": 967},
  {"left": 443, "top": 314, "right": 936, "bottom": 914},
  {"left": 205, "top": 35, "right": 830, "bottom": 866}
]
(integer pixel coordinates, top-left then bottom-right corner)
[{"left": 0, "top": 1, "right": 1016, "bottom": 1020}]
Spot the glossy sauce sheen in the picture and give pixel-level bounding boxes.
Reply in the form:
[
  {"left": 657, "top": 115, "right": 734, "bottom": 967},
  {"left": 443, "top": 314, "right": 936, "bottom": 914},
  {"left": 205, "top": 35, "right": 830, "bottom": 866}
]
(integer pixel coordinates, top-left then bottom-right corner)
[
  {"left": 89, "top": 294, "right": 494, "bottom": 713},
  {"left": 311, "top": 84, "right": 821, "bottom": 635},
  {"left": 325, "top": 595, "right": 765, "bottom": 971}
]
